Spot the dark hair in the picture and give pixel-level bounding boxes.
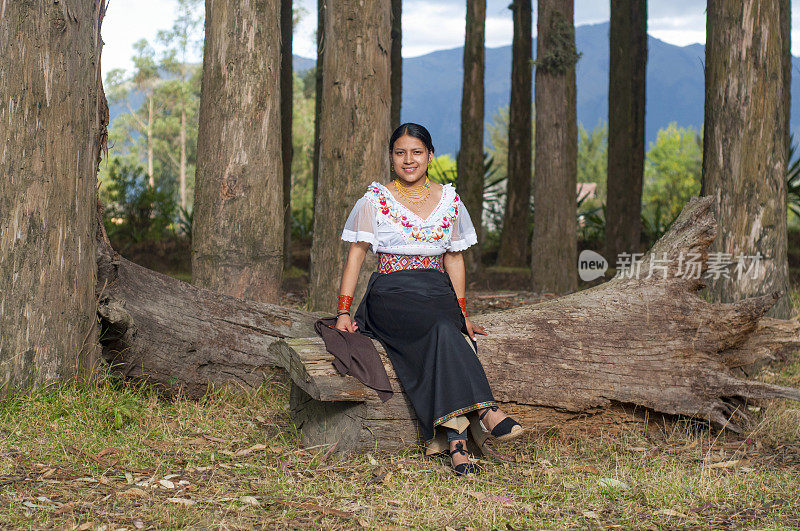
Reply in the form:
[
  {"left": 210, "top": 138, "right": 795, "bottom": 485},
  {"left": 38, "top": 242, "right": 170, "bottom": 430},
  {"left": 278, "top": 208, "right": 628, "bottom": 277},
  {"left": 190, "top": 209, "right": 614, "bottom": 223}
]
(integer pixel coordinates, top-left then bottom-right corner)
[{"left": 389, "top": 122, "right": 435, "bottom": 154}]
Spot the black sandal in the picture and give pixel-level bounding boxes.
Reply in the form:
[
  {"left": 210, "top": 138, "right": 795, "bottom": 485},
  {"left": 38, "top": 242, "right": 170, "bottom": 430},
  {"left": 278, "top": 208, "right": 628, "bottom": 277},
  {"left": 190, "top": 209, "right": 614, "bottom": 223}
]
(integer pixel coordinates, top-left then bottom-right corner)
[
  {"left": 478, "top": 405, "right": 525, "bottom": 441},
  {"left": 449, "top": 441, "right": 480, "bottom": 476}
]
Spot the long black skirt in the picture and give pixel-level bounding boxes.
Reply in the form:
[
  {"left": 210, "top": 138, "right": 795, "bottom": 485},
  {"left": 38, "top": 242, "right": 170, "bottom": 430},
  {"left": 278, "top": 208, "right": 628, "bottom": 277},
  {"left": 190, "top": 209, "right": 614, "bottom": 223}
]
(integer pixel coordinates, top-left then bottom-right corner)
[{"left": 353, "top": 268, "right": 497, "bottom": 442}]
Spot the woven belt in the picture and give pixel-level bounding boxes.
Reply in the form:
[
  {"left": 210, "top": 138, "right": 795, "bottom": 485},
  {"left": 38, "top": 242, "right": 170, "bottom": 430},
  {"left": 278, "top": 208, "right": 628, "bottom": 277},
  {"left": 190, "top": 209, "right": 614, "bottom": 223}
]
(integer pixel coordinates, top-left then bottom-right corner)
[{"left": 377, "top": 253, "right": 445, "bottom": 274}]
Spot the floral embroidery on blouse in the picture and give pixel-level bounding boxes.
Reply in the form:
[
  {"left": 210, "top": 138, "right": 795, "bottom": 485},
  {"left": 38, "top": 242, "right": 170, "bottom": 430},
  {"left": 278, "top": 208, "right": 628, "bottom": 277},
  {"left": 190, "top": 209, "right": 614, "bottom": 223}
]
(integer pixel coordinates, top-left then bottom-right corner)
[{"left": 366, "top": 183, "right": 459, "bottom": 243}]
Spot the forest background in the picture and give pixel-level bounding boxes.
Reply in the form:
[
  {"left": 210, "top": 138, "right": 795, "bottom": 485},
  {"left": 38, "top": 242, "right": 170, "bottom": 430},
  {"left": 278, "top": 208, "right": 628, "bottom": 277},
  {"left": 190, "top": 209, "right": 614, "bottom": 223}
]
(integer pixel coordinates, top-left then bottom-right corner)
[
  {"left": 100, "top": 1, "right": 761, "bottom": 288},
  {"left": 5, "top": 0, "right": 800, "bottom": 528}
]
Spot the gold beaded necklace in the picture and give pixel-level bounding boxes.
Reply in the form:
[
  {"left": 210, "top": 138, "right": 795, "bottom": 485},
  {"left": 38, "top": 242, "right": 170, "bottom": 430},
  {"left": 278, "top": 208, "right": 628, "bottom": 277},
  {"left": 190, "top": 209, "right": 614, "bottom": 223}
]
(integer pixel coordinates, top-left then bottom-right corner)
[{"left": 393, "top": 176, "right": 431, "bottom": 204}]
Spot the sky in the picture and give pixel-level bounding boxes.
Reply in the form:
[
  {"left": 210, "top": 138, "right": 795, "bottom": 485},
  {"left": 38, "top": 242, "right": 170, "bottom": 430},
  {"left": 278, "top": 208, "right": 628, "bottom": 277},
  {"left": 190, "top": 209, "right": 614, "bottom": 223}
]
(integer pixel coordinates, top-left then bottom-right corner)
[{"left": 101, "top": 0, "right": 800, "bottom": 74}]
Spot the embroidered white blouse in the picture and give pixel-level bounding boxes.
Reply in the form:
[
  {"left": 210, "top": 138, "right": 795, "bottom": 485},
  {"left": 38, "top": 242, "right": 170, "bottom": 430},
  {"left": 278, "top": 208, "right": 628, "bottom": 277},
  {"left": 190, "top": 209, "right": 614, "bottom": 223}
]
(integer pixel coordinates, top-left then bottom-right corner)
[{"left": 341, "top": 181, "right": 478, "bottom": 256}]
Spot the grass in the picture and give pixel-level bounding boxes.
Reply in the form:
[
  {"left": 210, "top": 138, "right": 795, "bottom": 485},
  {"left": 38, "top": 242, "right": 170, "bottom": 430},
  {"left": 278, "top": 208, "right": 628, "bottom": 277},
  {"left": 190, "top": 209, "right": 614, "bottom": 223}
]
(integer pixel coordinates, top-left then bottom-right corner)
[{"left": 5, "top": 311, "right": 800, "bottom": 528}]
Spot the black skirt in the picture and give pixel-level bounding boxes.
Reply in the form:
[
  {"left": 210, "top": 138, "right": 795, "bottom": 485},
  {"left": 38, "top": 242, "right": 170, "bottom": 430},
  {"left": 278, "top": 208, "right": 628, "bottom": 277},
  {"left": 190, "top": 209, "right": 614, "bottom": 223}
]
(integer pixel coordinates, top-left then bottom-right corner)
[{"left": 353, "top": 268, "right": 497, "bottom": 442}]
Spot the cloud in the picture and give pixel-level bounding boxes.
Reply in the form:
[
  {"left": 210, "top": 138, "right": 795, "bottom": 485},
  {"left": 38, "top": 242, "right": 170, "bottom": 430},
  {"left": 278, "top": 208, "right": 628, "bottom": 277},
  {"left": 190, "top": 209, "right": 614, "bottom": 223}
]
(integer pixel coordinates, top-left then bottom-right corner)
[
  {"left": 103, "top": 0, "right": 800, "bottom": 73},
  {"left": 102, "top": 0, "right": 190, "bottom": 73}
]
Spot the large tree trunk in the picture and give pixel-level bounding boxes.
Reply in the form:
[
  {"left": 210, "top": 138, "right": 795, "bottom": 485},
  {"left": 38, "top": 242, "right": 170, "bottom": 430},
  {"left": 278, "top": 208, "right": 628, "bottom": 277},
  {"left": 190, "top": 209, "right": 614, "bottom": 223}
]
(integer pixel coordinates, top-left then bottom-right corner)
[
  {"left": 308, "top": 0, "right": 390, "bottom": 312},
  {"left": 96, "top": 215, "right": 317, "bottom": 398},
  {"left": 497, "top": 0, "right": 533, "bottom": 268},
  {"left": 0, "top": 0, "right": 107, "bottom": 392},
  {"left": 281, "top": 0, "right": 294, "bottom": 270},
  {"left": 280, "top": 196, "right": 800, "bottom": 454},
  {"left": 192, "top": 0, "right": 284, "bottom": 303},
  {"left": 457, "top": 0, "right": 487, "bottom": 277},
  {"left": 605, "top": 0, "right": 647, "bottom": 261},
  {"left": 532, "top": 0, "right": 578, "bottom": 294},
  {"left": 702, "top": 0, "right": 790, "bottom": 319},
  {"left": 390, "top": 0, "right": 403, "bottom": 130}
]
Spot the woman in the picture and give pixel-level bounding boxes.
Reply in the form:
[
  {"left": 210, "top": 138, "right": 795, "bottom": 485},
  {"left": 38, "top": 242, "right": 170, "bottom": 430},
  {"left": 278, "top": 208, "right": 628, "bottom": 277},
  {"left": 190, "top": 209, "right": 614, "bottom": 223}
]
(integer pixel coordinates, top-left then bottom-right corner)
[{"left": 335, "top": 123, "right": 524, "bottom": 475}]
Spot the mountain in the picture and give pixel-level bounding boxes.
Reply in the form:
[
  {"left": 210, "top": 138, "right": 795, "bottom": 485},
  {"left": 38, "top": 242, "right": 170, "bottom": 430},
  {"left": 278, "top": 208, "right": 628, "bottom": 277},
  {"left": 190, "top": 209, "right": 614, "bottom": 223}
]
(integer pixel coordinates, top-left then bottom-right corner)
[
  {"left": 390, "top": 20, "right": 790, "bottom": 156},
  {"left": 110, "top": 21, "right": 799, "bottom": 158},
  {"left": 295, "top": 21, "right": 799, "bottom": 157},
  {"left": 107, "top": 57, "right": 315, "bottom": 126}
]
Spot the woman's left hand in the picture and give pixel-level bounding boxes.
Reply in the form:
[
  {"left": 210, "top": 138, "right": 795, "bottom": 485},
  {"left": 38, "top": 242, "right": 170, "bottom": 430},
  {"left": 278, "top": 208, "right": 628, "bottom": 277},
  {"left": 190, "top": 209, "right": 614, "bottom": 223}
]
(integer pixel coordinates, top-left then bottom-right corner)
[{"left": 464, "top": 316, "right": 488, "bottom": 341}]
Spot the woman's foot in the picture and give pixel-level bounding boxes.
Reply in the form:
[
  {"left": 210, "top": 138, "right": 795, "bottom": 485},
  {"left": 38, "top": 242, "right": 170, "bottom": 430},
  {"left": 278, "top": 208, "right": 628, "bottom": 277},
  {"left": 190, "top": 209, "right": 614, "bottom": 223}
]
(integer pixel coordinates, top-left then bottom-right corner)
[
  {"left": 477, "top": 405, "right": 525, "bottom": 441},
  {"left": 449, "top": 440, "right": 480, "bottom": 476}
]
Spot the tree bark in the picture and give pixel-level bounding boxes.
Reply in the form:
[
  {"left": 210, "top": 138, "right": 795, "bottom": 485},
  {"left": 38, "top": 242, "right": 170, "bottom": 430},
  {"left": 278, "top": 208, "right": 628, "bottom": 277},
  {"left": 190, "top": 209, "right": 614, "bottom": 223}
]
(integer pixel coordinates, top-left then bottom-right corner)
[
  {"left": 308, "top": 0, "right": 390, "bottom": 312},
  {"left": 497, "top": 0, "right": 533, "bottom": 268},
  {"left": 281, "top": 0, "right": 294, "bottom": 270},
  {"left": 0, "top": 0, "right": 107, "bottom": 392},
  {"left": 702, "top": 0, "right": 790, "bottom": 319},
  {"left": 193, "top": 0, "right": 284, "bottom": 303},
  {"left": 279, "top": 196, "right": 800, "bottom": 453},
  {"left": 457, "top": 0, "right": 487, "bottom": 277},
  {"left": 532, "top": 0, "right": 578, "bottom": 294},
  {"left": 96, "top": 215, "right": 317, "bottom": 398},
  {"left": 390, "top": 0, "right": 403, "bottom": 130},
  {"left": 605, "top": 0, "right": 647, "bottom": 261}
]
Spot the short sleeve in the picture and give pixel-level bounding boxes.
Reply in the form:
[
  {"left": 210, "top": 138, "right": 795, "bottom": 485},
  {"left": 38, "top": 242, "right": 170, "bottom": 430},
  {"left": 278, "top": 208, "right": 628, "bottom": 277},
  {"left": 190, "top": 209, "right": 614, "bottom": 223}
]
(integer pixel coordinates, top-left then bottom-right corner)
[
  {"left": 341, "top": 196, "right": 379, "bottom": 252},
  {"left": 447, "top": 197, "right": 478, "bottom": 251}
]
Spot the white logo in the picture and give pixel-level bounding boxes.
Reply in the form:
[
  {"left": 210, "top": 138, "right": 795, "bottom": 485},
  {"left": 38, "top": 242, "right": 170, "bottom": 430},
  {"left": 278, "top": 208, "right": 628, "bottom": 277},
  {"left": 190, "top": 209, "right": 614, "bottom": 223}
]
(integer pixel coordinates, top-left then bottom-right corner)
[{"left": 578, "top": 250, "right": 608, "bottom": 281}]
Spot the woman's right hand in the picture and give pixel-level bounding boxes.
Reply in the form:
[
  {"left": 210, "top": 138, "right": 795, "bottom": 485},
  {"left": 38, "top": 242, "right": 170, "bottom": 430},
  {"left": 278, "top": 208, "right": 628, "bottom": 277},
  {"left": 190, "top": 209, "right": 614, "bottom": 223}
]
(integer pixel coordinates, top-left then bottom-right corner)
[{"left": 335, "top": 313, "right": 359, "bottom": 333}]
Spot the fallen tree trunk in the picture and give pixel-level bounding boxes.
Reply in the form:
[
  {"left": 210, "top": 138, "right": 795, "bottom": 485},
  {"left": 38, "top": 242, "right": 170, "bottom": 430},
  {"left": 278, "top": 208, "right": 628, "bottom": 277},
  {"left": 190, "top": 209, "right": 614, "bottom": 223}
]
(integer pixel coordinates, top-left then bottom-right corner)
[
  {"left": 95, "top": 214, "right": 318, "bottom": 397},
  {"left": 96, "top": 196, "right": 800, "bottom": 453},
  {"left": 275, "top": 196, "right": 800, "bottom": 453}
]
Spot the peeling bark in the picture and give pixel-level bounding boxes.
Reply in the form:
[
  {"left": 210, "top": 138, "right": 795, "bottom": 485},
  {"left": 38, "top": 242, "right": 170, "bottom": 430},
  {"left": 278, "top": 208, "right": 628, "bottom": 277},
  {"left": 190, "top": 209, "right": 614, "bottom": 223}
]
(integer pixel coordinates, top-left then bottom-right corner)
[{"left": 702, "top": 0, "right": 790, "bottom": 319}]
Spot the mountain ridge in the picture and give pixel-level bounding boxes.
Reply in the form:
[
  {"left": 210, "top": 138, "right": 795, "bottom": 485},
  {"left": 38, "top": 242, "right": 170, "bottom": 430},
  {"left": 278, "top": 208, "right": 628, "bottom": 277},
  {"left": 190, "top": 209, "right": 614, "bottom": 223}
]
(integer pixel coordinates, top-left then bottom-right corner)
[{"left": 111, "top": 21, "right": 799, "bottom": 158}]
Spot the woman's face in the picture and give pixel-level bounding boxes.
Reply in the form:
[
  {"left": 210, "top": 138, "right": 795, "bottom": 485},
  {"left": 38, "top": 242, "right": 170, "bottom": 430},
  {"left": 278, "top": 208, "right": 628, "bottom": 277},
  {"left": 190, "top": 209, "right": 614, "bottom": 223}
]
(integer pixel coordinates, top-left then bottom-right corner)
[{"left": 391, "top": 134, "right": 432, "bottom": 184}]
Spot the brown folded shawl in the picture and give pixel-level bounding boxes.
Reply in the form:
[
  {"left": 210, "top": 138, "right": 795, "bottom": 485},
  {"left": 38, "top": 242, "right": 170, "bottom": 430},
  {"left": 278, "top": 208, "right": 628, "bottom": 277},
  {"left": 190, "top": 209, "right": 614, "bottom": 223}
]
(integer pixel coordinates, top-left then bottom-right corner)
[{"left": 313, "top": 317, "right": 393, "bottom": 402}]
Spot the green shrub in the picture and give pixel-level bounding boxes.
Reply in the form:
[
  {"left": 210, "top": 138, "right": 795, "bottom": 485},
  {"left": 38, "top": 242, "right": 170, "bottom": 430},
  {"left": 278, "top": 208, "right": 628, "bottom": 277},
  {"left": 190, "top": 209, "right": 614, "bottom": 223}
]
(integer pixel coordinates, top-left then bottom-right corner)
[{"left": 102, "top": 156, "right": 178, "bottom": 245}]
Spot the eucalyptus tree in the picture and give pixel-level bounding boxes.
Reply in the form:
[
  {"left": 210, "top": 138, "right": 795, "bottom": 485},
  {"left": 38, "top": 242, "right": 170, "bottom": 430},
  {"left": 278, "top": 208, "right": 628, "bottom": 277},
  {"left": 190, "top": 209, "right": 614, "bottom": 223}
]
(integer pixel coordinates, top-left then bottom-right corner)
[
  {"left": 497, "top": 0, "right": 533, "bottom": 268},
  {"left": 702, "top": 0, "right": 790, "bottom": 318},
  {"left": 308, "top": 0, "right": 391, "bottom": 311},
  {"left": 457, "top": 0, "right": 487, "bottom": 276},
  {"left": 605, "top": 0, "right": 647, "bottom": 263},
  {"left": 532, "top": 0, "right": 579, "bottom": 294},
  {"left": 0, "top": 0, "right": 107, "bottom": 391},
  {"left": 193, "top": 0, "right": 284, "bottom": 303}
]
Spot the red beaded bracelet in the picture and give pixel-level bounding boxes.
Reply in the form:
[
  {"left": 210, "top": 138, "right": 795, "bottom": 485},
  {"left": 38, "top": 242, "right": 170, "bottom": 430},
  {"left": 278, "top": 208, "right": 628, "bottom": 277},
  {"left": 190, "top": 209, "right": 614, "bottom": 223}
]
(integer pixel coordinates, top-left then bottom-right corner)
[{"left": 457, "top": 297, "right": 467, "bottom": 316}]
